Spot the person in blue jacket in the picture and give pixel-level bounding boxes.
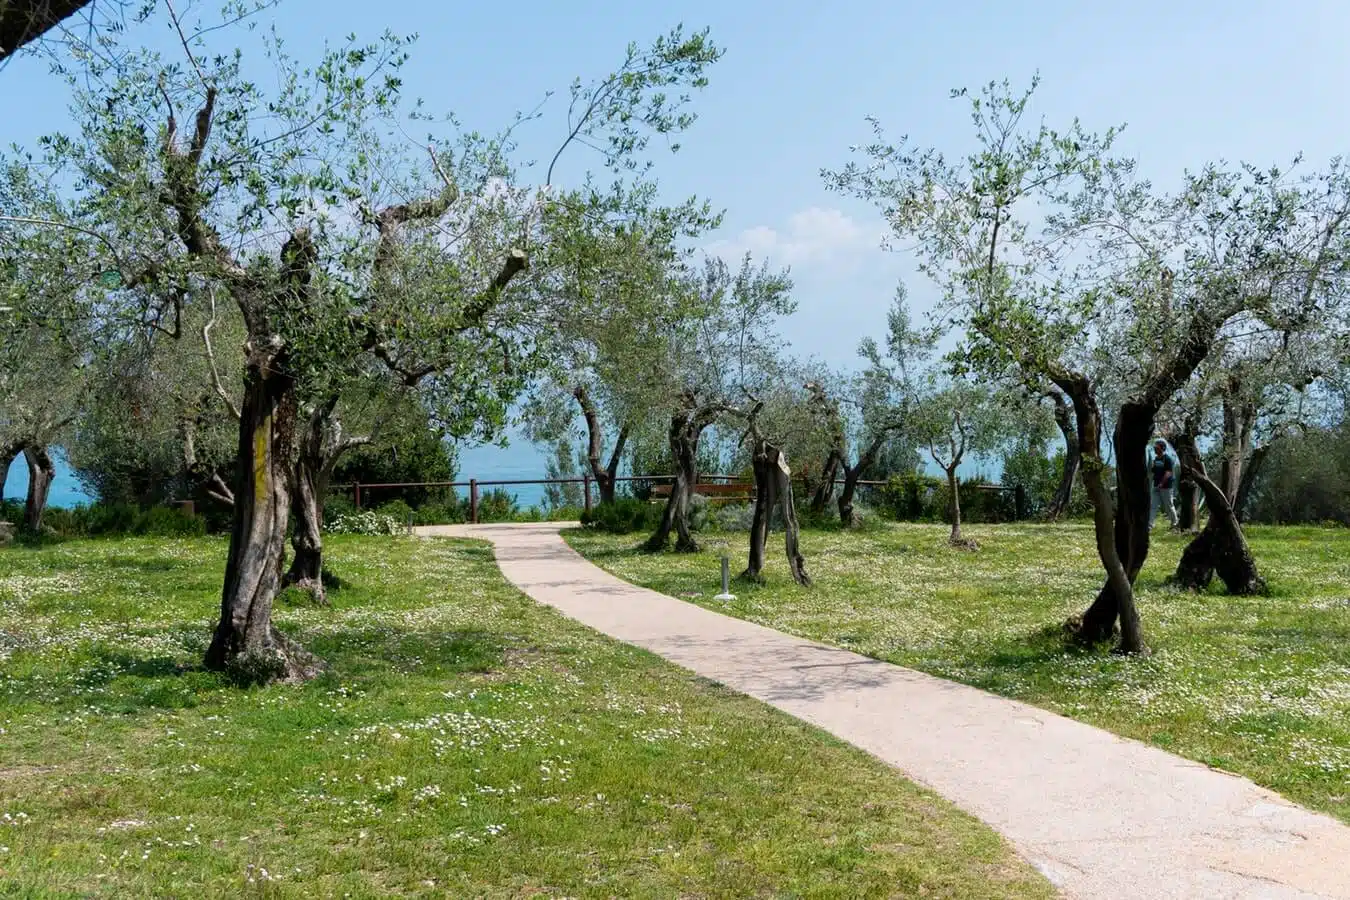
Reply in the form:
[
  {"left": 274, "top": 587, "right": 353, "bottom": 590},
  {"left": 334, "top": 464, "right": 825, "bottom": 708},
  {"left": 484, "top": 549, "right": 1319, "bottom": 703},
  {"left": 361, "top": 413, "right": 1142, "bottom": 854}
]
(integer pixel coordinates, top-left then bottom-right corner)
[{"left": 1148, "top": 439, "right": 1179, "bottom": 529}]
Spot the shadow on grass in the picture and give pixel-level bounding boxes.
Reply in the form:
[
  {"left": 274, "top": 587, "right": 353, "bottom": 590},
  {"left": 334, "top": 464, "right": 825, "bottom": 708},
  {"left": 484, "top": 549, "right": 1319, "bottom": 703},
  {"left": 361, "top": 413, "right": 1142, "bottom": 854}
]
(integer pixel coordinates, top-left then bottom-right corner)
[
  {"left": 302, "top": 626, "right": 517, "bottom": 678},
  {"left": 899, "top": 623, "right": 1115, "bottom": 696},
  {"left": 566, "top": 541, "right": 651, "bottom": 560},
  {"left": 17, "top": 647, "right": 232, "bottom": 715},
  {"left": 100, "top": 555, "right": 187, "bottom": 573}
]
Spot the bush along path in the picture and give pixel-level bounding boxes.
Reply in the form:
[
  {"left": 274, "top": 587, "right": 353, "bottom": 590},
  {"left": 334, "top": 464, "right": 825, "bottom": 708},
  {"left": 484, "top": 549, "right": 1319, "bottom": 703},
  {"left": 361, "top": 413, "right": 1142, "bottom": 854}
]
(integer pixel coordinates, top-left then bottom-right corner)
[{"left": 418, "top": 523, "right": 1350, "bottom": 900}]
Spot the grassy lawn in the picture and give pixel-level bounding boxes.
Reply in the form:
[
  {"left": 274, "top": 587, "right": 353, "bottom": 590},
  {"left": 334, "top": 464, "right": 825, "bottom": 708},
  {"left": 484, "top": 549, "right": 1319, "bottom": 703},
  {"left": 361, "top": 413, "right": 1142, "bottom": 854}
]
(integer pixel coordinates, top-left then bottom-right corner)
[
  {"left": 0, "top": 535, "right": 1052, "bottom": 898},
  {"left": 567, "top": 522, "right": 1350, "bottom": 824}
]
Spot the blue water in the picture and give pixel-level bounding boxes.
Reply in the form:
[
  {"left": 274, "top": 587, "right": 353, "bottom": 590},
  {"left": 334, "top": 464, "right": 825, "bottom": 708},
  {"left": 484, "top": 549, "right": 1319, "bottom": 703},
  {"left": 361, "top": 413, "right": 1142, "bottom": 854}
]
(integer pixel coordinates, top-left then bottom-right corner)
[
  {"left": 2, "top": 450, "right": 92, "bottom": 508},
  {"left": 2, "top": 436, "right": 556, "bottom": 511},
  {"left": 3, "top": 427, "right": 1002, "bottom": 514}
]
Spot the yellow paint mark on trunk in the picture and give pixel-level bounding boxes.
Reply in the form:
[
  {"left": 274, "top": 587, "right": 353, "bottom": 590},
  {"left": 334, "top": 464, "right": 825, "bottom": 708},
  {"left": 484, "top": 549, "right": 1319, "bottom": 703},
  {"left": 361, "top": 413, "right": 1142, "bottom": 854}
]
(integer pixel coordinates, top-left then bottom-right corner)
[{"left": 253, "top": 413, "right": 271, "bottom": 506}]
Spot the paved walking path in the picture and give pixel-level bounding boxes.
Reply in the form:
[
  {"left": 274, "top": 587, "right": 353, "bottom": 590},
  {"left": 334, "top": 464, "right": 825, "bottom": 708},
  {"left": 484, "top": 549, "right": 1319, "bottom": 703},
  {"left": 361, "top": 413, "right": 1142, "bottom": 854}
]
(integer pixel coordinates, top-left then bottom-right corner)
[{"left": 417, "top": 523, "right": 1350, "bottom": 900}]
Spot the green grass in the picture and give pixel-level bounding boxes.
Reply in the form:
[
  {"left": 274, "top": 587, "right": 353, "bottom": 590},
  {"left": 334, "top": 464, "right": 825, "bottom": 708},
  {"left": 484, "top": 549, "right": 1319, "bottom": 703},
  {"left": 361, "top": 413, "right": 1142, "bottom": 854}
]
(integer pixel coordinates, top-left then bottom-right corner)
[
  {"left": 0, "top": 535, "right": 1052, "bottom": 898},
  {"left": 567, "top": 522, "right": 1350, "bottom": 823}
]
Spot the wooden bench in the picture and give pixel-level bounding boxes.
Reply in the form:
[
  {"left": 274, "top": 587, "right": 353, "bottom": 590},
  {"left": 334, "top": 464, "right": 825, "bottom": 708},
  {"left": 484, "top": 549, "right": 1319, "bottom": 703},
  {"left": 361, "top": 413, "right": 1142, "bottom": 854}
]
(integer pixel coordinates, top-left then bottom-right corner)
[{"left": 650, "top": 481, "right": 753, "bottom": 504}]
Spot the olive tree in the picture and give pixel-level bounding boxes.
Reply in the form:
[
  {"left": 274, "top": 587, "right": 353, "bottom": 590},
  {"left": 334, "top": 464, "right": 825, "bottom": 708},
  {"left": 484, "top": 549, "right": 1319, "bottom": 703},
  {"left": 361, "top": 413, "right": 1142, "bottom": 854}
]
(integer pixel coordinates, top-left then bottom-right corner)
[
  {"left": 644, "top": 253, "right": 795, "bottom": 552},
  {"left": 0, "top": 163, "right": 99, "bottom": 531},
  {"left": 828, "top": 78, "right": 1350, "bottom": 651},
  {"left": 736, "top": 396, "right": 810, "bottom": 585},
  {"left": 30, "top": 8, "right": 722, "bottom": 679},
  {"left": 911, "top": 378, "right": 1011, "bottom": 548},
  {"left": 523, "top": 181, "right": 718, "bottom": 505}
]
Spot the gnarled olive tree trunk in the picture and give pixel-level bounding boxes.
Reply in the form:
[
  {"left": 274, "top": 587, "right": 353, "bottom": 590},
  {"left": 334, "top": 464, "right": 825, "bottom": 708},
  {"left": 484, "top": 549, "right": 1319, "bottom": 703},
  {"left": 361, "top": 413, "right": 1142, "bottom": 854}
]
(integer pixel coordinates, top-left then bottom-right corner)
[
  {"left": 22, "top": 445, "right": 54, "bottom": 532},
  {"left": 1065, "top": 289, "right": 1239, "bottom": 653},
  {"left": 1053, "top": 377, "right": 1144, "bottom": 653},
  {"left": 1170, "top": 432, "right": 1265, "bottom": 594},
  {"left": 282, "top": 398, "right": 369, "bottom": 605},
  {"left": 284, "top": 411, "right": 329, "bottom": 604},
  {"left": 742, "top": 436, "right": 810, "bottom": 585},
  {"left": 1072, "top": 402, "right": 1150, "bottom": 651},
  {"left": 1044, "top": 390, "right": 1079, "bottom": 521},
  {"left": 1219, "top": 385, "right": 1255, "bottom": 507},
  {"left": 1233, "top": 442, "right": 1269, "bottom": 523},
  {"left": 1, "top": 442, "right": 20, "bottom": 511},
  {"left": 1170, "top": 420, "right": 1201, "bottom": 533},
  {"left": 285, "top": 455, "right": 326, "bottom": 602},
  {"left": 645, "top": 395, "right": 716, "bottom": 553},
  {"left": 574, "top": 386, "right": 627, "bottom": 505},
  {"left": 837, "top": 432, "right": 890, "bottom": 529},
  {"left": 204, "top": 342, "right": 320, "bottom": 681},
  {"left": 1175, "top": 479, "right": 1199, "bottom": 532},
  {"left": 808, "top": 448, "right": 842, "bottom": 516}
]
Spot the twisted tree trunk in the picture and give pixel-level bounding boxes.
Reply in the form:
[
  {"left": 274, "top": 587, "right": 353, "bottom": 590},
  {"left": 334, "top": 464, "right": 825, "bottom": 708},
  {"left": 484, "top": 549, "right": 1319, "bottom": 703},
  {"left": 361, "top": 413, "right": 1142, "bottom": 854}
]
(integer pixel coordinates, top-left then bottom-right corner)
[
  {"left": 574, "top": 385, "right": 628, "bottom": 505},
  {"left": 1065, "top": 285, "right": 1239, "bottom": 653},
  {"left": 1050, "top": 375, "right": 1143, "bottom": 653},
  {"left": 1, "top": 441, "right": 20, "bottom": 504},
  {"left": 1170, "top": 432, "right": 1265, "bottom": 594},
  {"left": 1170, "top": 420, "right": 1201, "bottom": 533},
  {"left": 646, "top": 396, "right": 714, "bottom": 553},
  {"left": 283, "top": 398, "right": 371, "bottom": 604},
  {"left": 22, "top": 445, "right": 54, "bottom": 532},
  {"left": 837, "top": 433, "right": 888, "bottom": 529},
  {"left": 742, "top": 436, "right": 810, "bottom": 585},
  {"left": 600, "top": 427, "right": 628, "bottom": 506},
  {"left": 1044, "top": 390, "right": 1079, "bottom": 521},
  {"left": 1072, "top": 402, "right": 1149, "bottom": 652},
  {"left": 285, "top": 446, "right": 327, "bottom": 603},
  {"left": 809, "top": 449, "right": 842, "bottom": 516},
  {"left": 204, "top": 343, "right": 320, "bottom": 681},
  {"left": 835, "top": 464, "right": 859, "bottom": 527},
  {"left": 1219, "top": 386, "right": 1255, "bottom": 506},
  {"left": 1176, "top": 479, "right": 1199, "bottom": 533}
]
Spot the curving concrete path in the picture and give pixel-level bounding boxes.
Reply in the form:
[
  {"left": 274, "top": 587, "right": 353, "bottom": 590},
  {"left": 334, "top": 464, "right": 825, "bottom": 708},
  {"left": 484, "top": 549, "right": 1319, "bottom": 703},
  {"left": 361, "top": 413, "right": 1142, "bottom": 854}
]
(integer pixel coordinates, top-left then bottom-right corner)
[{"left": 417, "top": 522, "right": 1350, "bottom": 900}]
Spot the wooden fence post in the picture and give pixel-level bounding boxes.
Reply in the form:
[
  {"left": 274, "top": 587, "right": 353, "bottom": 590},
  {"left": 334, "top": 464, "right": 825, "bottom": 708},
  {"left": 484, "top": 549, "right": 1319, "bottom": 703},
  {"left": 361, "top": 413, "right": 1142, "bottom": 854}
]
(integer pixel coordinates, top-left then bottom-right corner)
[
  {"left": 354, "top": 481, "right": 362, "bottom": 509},
  {"left": 469, "top": 479, "right": 479, "bottom": 524}
]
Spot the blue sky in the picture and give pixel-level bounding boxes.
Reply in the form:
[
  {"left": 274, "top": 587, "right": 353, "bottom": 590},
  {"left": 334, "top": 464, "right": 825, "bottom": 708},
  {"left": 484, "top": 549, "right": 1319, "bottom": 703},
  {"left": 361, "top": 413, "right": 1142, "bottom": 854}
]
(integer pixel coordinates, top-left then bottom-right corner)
[{"left": 4, "top": 0, "right": 1348, "bottom": 503}]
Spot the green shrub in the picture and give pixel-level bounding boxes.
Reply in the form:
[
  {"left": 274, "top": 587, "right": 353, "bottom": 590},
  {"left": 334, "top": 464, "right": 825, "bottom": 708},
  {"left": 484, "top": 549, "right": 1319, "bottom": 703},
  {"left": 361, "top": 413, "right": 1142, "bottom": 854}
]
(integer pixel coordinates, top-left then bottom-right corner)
[
  {"left": 133, "top": 506, "right": 207, "bottom": 537},
  {"left": 580, "top": 498, "right": 662, "bottom": 534},
  {"left": 881, "top": 473, "right": 942, "bottom": 521},
  {"left": 413, "top": 500, "right": 465, "bottom": 525},
  {"left": 324, "top": 495, "right": 357, "bottom": 526},
  {"left": 543, "top": 504, "right": 584, "bottom": 522},
  {"left": 880, "top": 473, "right": 1020, "bottom": 523},
  {"left": 935, "top": 476, "right": 1017, "bottom": 523},
  {"left": 0, "top": 499, "right": 23, "bottom": 524},
  {"left": 476, "top": 488, "right": 519, "bottom": 523},
  {"left": 688, "top": 493, "right": 709, "bottom": 532},
  {"left": 713, "top": 502, "right": 756, "bottom": 532},
  {"left": 374, "top": 499, "right": 415, "bottom": 528},
  {"left": 86, "top": 503, "right": 141, "bottom": 535},
  {"left": 41, "top": 506, "right": 90, "bottom": 537}
]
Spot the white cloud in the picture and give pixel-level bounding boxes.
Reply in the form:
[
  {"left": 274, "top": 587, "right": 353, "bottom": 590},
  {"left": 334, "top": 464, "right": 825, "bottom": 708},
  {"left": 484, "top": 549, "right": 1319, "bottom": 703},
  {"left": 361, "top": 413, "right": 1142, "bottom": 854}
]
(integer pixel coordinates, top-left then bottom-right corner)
[{"left": 704, "top": 206, "right": 882, "bottom": 269}]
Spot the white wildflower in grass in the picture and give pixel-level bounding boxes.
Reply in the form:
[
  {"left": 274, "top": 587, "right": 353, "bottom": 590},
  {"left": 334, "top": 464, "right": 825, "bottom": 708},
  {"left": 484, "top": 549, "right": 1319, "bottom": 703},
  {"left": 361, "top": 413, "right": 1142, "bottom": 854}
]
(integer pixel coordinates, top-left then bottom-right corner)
[{"left": 2, "top": 528, "right": 1279, "bottom": 894}]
